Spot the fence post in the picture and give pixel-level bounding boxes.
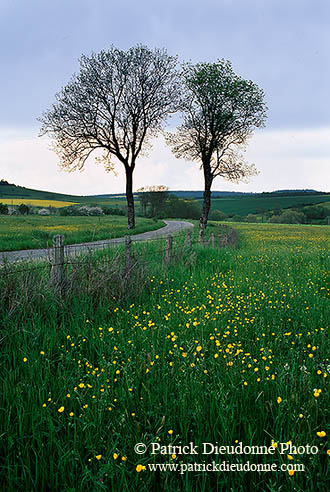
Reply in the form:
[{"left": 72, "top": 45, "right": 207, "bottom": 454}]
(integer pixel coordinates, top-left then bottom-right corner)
[
  {"left": 51, "top": 234, "right": 65, "bottom": 292},
  {"left": 218, "top": 234, "right": 227, "bottom": 248},
  {"left": 185, "top": 229, "right": 192, "bottom": 248},
  {"left": 165, "top": 234, "right": 173, "bottom": 265},
  {"left": 227, "top": 228, "right": 238, "bottom": 247},
  {"left": 210, "top": 233, "right": 215, "bottom": 248},
  {"left": 125, "top": 235, "right": 132, "bottom": 278},
  {"left": 199, "top": 228, "right": 205, "bottom": 245}
]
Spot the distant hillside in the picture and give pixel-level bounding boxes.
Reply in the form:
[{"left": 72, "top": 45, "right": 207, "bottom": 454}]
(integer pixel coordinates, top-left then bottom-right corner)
[
  {"left": 1, "top": 182, "right": 329, "bottom": 215},
  {"left": 0, "top": 182, "right": 97, "bottom": 203}
]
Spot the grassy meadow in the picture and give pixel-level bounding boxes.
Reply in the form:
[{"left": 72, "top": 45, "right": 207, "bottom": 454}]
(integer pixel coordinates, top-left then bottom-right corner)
[
  {"left": 1, "top": 222, "right": 329, "bottom": 491},
  {"left": 0, "top": 215, "right": 165, "bottom": 251}
]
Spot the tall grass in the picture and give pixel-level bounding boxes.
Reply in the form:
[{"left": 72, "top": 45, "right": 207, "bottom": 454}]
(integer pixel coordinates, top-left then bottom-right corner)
[{"left": 1, "top": 224, "right": 329, "bottom": 491}]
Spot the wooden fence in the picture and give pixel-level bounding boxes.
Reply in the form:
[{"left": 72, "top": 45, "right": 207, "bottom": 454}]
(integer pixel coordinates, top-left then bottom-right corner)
[{"left": 49, "top": 227, "right": 238, "bottom": 292}]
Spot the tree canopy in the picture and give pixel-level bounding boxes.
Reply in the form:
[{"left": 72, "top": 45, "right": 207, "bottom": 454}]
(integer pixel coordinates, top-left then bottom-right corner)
[
  {"left": 39, "top": 45, "right": 180, "bottom": 229},
  {"left": 166, "top": 59, "right": 267, "bottom": 231}
]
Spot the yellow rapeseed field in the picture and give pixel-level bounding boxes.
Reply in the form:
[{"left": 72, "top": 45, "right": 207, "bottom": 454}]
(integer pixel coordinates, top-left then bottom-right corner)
[{"left": 0, "top": 198, "right": 77, "bottom": 208}]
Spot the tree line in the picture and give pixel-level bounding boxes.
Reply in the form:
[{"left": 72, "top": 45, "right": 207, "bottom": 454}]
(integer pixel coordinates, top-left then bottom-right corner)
[{"left": 39, "top": 45, "right": 267, "bottom": 234}]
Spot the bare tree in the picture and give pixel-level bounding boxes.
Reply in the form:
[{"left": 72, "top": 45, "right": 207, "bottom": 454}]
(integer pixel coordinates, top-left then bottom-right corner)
[
  {"left": 166, "top": 59, "right": 267, "bottom": 234},
  {"left": 39, "top": 45, "right": 180, "bottom": 229}
]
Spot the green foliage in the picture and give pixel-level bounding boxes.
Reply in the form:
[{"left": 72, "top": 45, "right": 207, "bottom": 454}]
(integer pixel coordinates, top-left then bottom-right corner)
[
  {"left": 164, "top": 196, "right": 201, "bottom": 219},
  {"left": 208, "top": 209, "right": 227, "bottom": 221},
  {"left": 137, "top": 187, "right": 169, "bottom": 217},
  {"left": 101, "top": 206, "right": 125, "bottom": 216},
  {"left": 18, "top": 203, "right": 30, "bottom": 215},
  {"left": 278, "top": 210, "right": 305, "bottom": 224},
  {"left": 0, "top": 202, "right": 8, "bottom": 214},
  {"left": 245, "top": 213, "right": 258, "bottom": 223},
  {"left": 303, "top": 205, "right": 328, "bottom": 220}
]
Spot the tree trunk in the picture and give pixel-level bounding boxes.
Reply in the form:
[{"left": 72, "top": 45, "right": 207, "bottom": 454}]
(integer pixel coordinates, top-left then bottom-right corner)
[
  {"left": 125, "top": 166, "right": 135, "bottom": 229},
  {"left": 200, "top": 166, "right": 213, "bottom": 234}
]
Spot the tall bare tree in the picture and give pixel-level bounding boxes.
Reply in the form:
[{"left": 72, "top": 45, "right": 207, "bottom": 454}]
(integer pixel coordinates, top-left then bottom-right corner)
[
  {"left": 39, "top": 45, "right": 180, "bottom": 229},
  {"left": 166, "top": 59, "right": 267, "bottom": 234}
]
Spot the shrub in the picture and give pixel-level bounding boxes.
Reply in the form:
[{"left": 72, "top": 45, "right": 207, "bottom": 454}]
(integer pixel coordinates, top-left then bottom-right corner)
[
  {"left": 86, "top": 206, "right": 104, "bottom": 216},
  {"left": 102, "top": 206, "right": 125, "bottom": 216},
  {"left": 18, "top": 204, "right": 30, "bottom": 215},
  {"left": 0, "top": 203, "right": 8, "bottom": 215},
  {"left": 245, "top": 214, "right": 258, "bottom": 223},
  {"left": 268, "top": 215, "right": 280, "bottom": 223},
  {"left": 278, "top": 210, "right": 305, "bottom": 224},
  {"left": 303, "top": 205, "right": 328, "bottom": 220},
  {"left": 209, "top": 209, "right": 227, "bottom": 221},
  {"left": 232, "top": 215, "right": 243, "bottom": 222},
  {"left": 38, "top": 208, "right": 50, "bottom": 216}
]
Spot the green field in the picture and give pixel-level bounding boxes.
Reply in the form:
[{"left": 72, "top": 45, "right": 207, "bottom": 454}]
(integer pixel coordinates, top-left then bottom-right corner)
[
  {"left": 0, "top": 216, "right": 165, "bottom": 251},
  {"left": 1, "top": 223, "right": 329, "bottom": 491},
  {"left": 2, "top": 182, "right": 330, "bottom": 218},
  {"left": 201, "top": 194, "right": 330, "bottom": 216},
  {"left": 0, "top": 182, "right": 127, "bottom": 206}
]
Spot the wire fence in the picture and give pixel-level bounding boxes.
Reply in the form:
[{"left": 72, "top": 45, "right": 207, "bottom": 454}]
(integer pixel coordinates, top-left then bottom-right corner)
[
  {"left": 0, "top": 226, "right": 238, "bottom": 286},
  {"left": 0, "top": 226, "right": 238, "bottom": 324}
]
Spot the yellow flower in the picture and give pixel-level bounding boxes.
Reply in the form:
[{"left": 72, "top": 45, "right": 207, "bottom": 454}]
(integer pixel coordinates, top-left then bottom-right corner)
[
  {"left": 326, "top": 449, "right": 330, "bottom": 456},
  {"left": 277, "top": 397, "right": 282, "bottom": 404},
  {"left": 42, "top": 403, "right": 46, "bottom": 407},
  {"left": 196, "top": 346, "right": 202, "bottom": 352},
  {"left": 171, "top": 454, "right": 176, "bottom": 459},
  {"left": 316, "top": 431, "right": 326, "bottom": 438},
  {"left": 288, "top": 470, "right": 295, "bottom": 476},
  {"left": 113, "top": 453, "right": 118, "bottom": 459},
  {"left": 23, "top": 357, "right": 27, "bottom": 363},
  {"left": 271, "top": 441, "right": 278, "bottom": 448},
  {"left": 40, "top": 351, "right": 45, "bottom": 355},
  {"left": 122, "top": 456, "right": 127, "bottom": 461},
  {"left": 78, "top": 383, "right": 85, "bottom": 389},
  {"left": 69, "top": 412, "right": 74, "bottom": 417},
  {"left": 58, "top": 406, "right": 65, "bottom": 413},
  {"left": 287, "top": 455, "right": 294, "bottom": 460},
  {"left": 168, "top": 429, "right": 173, "bottom": 435},
  {"left": 66, "top": 394, "right": 71, "bottom": 398},
  {"left": 299, "top": 413, "right": 303, "bottom": 418},
  {"left": 136, "top": 464, "right": 146, "bottom": 472},
  {"left": 95, "top": 455, "right": 102, "bottom": 460}
]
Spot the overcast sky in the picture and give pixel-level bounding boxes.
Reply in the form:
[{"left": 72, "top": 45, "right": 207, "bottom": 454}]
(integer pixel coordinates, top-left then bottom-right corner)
[{"left": 0, "top": 0, "right": 329, "bottom": 194}]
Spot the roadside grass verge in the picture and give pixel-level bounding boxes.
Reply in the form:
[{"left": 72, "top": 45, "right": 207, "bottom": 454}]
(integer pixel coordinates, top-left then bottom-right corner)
[{"left": 0, "top": 216, "right": 165, "bottom": 252}]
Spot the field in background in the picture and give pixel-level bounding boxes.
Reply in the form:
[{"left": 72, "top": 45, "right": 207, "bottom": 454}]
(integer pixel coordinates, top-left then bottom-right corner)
[
  {"left": 203, "top": 194, "right": 330, "bottom": 216},
  {"left": 2, "top": 182, "right": 330, "bottom": 217},
  {"left": 1, "top": 222, "right": 329, "bottom": 491},
  {"left": 0, "top": 198, "right": 77, "bottom": 208},
  {"left": 0, "top": 216, "right": 165, "bottom": 251}
]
